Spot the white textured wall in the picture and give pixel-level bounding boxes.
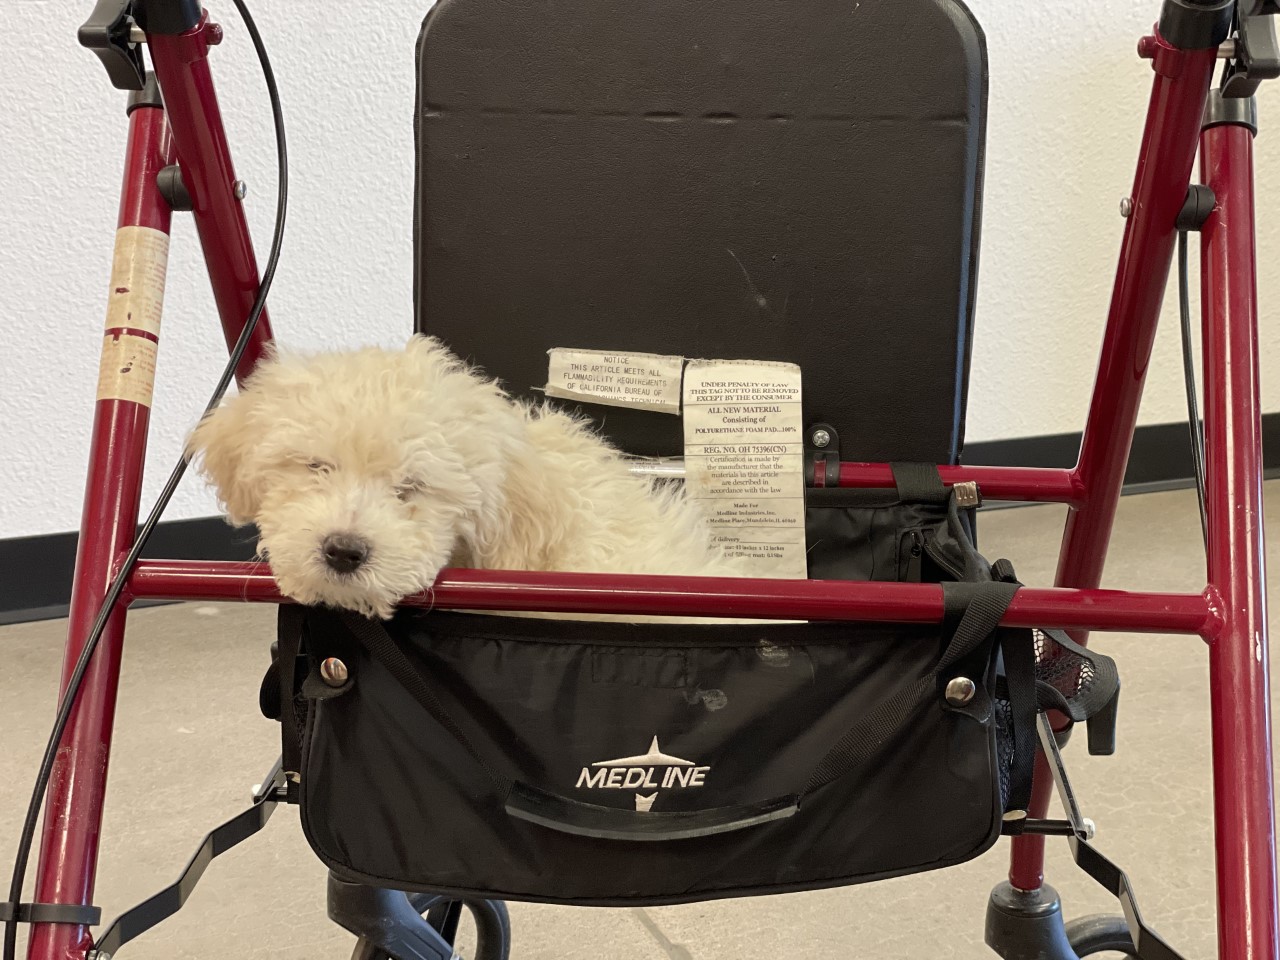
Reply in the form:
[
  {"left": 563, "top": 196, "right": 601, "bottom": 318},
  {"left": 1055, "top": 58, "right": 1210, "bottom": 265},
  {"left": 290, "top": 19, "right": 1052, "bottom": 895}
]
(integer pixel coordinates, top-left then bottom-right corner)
[{"left": 1, "top": 0, "right": 1277, "bottom": 539}]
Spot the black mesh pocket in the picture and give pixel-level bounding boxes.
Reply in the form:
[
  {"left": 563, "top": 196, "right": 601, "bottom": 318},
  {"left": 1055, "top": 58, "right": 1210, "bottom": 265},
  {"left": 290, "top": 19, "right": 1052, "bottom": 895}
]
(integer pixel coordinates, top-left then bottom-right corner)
[
  {"left": 1032, "top": 629, "right": 1120, "bottom": 723},
  {"left": 993, "top": 695, "right": 1016, "bottom": 810},
  {"left": 992, "top": 626, "right": 1122, "bottom": 807}
]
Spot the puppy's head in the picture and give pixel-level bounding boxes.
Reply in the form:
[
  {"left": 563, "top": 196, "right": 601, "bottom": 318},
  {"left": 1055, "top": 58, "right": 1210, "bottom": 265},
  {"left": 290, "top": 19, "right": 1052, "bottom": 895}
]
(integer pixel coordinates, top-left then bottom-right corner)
[{"left": 186, "top": 336, "right": 514, "bottom": 618}]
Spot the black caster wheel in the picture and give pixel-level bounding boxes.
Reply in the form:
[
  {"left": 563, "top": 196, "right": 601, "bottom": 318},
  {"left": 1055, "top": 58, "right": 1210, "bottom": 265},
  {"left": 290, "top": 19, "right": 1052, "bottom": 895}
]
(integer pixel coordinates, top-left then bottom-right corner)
[
  {"left": 1065, "top": 914, "right": 1138, "bottom": 958},
  {"left": 350, "top": 894, "right": 511, "bottom": 960}
]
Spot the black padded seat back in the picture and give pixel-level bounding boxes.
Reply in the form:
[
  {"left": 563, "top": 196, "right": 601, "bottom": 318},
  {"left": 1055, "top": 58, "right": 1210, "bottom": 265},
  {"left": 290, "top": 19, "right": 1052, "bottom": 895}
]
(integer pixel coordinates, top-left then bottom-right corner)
[{"left": 414, "top": 0, "right": 987, "bottom": 463}]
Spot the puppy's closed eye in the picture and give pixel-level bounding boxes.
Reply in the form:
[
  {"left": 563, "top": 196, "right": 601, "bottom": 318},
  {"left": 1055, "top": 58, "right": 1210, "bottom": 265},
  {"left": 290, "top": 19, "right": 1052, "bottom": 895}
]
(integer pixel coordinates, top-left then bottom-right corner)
[
  {"left": 395, "top": 478, "right": 428, "bottom": 502},
  {"left": 305, "top": 459, "right": 334, "bottom": 474}
]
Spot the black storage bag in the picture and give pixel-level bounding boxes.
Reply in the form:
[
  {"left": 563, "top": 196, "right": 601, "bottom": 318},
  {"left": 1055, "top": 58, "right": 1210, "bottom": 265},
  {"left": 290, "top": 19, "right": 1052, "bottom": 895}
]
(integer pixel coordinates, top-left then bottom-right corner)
[
  {"left": 805, "top": 462, "right": 978, "bottom": 584},
  {"left": 268, "top": 476, "right": 1041, "bottom": 905}
]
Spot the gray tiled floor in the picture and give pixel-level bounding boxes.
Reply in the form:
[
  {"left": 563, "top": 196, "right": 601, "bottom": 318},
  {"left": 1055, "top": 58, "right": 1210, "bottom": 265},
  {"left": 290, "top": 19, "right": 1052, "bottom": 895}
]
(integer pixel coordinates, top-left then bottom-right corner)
[{"left": 1, "top": 483, "right": 1274, "bottom": 959}]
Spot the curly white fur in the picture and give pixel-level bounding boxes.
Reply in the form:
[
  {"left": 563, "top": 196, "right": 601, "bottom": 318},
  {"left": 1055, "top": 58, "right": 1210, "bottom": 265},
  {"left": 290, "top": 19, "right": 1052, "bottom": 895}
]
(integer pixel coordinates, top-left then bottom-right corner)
[{"left": 187, "top": 335, "right": 745, "bottom": 619}]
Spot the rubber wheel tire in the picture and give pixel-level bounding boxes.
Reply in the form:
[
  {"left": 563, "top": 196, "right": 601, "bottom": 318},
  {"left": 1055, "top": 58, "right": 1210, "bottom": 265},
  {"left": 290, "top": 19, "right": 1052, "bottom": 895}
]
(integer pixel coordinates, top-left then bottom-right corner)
[
  {"left": 350, "top": 895, "right": 511, "bottom": 960},
  {"left": 1065, "top": 914, "right": 1138, "bottom": 957}
]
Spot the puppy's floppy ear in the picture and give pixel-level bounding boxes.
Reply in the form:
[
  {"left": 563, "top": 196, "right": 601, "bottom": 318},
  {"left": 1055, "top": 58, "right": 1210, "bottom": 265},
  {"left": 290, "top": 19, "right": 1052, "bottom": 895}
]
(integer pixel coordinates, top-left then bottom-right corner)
[{"left": 185, "top": 393, "right": 262, "bottom": 525}]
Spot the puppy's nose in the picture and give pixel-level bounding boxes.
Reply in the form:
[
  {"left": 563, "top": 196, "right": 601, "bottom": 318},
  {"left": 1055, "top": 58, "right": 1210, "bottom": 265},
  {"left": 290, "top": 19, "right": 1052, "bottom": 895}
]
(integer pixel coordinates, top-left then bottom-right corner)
[{"left": 322, "top": 534, "right": 369, "bottom": 574}]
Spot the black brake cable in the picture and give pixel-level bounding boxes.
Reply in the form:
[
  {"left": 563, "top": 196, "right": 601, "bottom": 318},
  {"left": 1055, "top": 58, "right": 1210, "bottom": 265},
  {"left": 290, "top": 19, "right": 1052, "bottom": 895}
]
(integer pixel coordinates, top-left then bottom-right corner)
[
  {"left": 3, "top": 3, "right": 286, "bottom": 958},
  {"left": 1177, "top": 229, "right": 1209, "bottom": 548}
]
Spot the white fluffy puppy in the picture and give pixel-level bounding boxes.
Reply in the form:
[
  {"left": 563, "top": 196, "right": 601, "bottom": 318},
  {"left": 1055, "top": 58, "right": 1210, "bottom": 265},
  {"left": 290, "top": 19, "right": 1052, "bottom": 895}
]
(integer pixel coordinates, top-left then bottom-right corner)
[{"left": 187, "top": 335, "right": 744, "bottom": 618}]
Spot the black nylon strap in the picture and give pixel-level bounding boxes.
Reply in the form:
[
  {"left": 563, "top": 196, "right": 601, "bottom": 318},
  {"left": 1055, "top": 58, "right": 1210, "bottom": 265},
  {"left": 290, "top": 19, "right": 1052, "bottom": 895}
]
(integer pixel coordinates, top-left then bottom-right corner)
[
  {"left": 1001, "top": 627, "right": 1038, "bottom": 814},
  {"left": 889, "top": 461, "right": 949, "bottom": 504},
  {"left": 276, "top": 604, "right": 307, "bottom": 776},
  {"left": 937, "top": 581, "right": 1019, "bottom": 671},
  {"left": 989, "top": 559, "right": 1038, "bottom": 816},
  {"left": 337, "top": 612, "right": 514, "bottom": 794},
  {"left": 0, "top": 902, "right": 101, "bottom": 926},
  {"left": 805, "top": 580, "right": 1019, "bottom": 793}
]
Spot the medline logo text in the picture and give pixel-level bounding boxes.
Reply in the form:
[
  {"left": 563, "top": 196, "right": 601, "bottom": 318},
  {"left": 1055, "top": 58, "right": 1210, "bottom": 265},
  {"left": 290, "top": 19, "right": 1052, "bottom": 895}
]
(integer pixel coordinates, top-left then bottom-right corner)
[
  {"left": 577, "top": 736, "right": 712, "bottom": 807},
  {"left": 575, "top": 766, "right": 709, "bottom": 790}
]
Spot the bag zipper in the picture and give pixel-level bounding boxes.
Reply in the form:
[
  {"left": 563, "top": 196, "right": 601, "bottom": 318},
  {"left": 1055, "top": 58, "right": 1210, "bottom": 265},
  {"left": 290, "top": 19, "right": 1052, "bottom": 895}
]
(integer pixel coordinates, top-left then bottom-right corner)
[
  {"left": 923, "top": 531, "right": 967, "bottom": 581},
  {"left": 904, "top": 530, "right": 925, "bottom": 582}
]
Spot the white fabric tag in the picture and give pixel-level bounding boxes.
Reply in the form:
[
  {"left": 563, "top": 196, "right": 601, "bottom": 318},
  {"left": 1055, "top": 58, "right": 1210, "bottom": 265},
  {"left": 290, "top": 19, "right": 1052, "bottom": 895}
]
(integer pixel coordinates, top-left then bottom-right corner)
[
  {"left": 544, "top": 348, "right": 684, "bottom": 414},
  {"left": 682, "top": 359, "right": 807, "bottom": 578}
]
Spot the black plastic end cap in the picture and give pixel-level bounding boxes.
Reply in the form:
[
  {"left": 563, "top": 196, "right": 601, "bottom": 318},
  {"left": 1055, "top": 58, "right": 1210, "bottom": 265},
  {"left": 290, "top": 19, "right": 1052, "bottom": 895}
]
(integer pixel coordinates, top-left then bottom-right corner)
[
  {"left": 1085, "top": 688, "right": 1120, "bottom": 756},
  {"left": 133, "top": 0, "right": 202, "bottom": 35},
  {"left": 125, "top": 73, "right": 162, "bottom": 116},
  {"left": 1204, "top": 87, "right": 1261, "bottom": 133},
  {"left": 157, "top": 165, "right": 194, "bottom": 212},
  {"left": 1158, "top": 0, "right": 1234, "bottom": 50},
  {"left": 1177, "top": 184, "right": 1218, "bottom": 231}
]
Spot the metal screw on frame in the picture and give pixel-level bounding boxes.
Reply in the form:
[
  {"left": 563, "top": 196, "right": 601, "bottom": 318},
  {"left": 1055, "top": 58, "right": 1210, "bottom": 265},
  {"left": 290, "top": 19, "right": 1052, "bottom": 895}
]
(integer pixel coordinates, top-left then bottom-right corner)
[
  {"left": 233, "top": 179, "right": 248, "bottom": 200},
  {"left": 1120, "top": 197, "right": 1133, "bottom": 218},
  {"left": 811, "top": 428, "right": 831, "bottom": 448}
]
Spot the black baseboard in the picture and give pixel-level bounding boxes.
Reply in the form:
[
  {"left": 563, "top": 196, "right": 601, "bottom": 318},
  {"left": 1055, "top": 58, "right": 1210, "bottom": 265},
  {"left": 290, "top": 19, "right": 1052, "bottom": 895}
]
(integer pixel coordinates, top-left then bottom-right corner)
[
  {"left": 0, "top": 518, "right": 258, "bottom": 627},
  {"left": 2, "top": 414, "right": 1275, "bottom": 625},
  {"left": 964, "top": 413, "right": 1280, "bottom": 495}
]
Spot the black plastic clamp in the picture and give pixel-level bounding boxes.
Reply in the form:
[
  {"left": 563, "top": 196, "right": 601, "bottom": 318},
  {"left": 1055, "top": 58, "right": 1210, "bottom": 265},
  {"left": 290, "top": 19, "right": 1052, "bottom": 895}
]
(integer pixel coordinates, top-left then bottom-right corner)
[
  {"left": 804, "top": 423, "right": 841, "bottom": 487},
  {"left": 1158, "top": 0, "right": 1234, "bottom": 50},
  {"left": 1176, "top": 184, "right": 1218, "bottom": 231},
  {"left": 78, "top": 0, "right": 145, "bottom": 91},
  {"left": 1223, "top": 12, "right": 1280, "bottom": 98},
  {"left": 132, "top": 0, "right": 202, "bottom": 36},
  {"left": 0, "top": 901, "right": 102, "bottom": 926},
  {"left": 1205, "top": 86, "right": 1261, "bottom": 134},
  {"left": 126, "top": 73, "right": 163, "bottom": 117}
]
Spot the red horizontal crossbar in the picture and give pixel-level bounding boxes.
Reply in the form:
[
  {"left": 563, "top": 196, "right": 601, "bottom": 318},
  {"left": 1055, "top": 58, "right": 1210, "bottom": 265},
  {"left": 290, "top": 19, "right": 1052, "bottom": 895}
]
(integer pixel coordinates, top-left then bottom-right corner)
[
  {"left": 838, "top": 463, "right": 1082, "bottom": 505},
  {"left": 126, "top": 559, "right": 1214, "bottom": 636}
]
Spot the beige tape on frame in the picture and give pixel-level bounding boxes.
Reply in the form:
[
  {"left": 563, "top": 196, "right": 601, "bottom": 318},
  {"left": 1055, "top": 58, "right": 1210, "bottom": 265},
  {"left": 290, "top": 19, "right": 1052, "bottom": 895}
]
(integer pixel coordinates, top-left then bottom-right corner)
[
  {"left": 96, "top": 334, "right": 160, "bottom": 407},
  {"left": 96, "top": 225, "right": 169, "bottom": 406}
]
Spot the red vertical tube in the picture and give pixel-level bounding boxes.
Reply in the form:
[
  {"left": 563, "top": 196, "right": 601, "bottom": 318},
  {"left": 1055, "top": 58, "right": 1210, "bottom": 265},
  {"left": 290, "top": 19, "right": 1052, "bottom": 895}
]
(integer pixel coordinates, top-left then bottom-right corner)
[
  {"left": 1200, "top": 115, "right": 1279, "bottom": 960},
  {"left": 147, "top": 17, "right": 273, "bottom": 384},
  {"left": 1055, "top": 38, "right": 1218, "bottom": 600},
  {"left": 1008, "top": 36, "right": 1217, "bottom": 892},
  {"left": 25, "top": 103, "right": 175, "bottom": 960}
]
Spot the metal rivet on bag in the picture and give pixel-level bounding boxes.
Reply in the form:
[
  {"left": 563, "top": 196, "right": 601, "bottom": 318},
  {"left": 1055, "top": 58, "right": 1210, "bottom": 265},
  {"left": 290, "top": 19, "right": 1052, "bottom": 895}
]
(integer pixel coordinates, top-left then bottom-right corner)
[
  {"left": 945, "top": 676, "right": 976, "bottom": 706},
  {"left": 320, "top": 657, "right": 349, "bottom": 686}
]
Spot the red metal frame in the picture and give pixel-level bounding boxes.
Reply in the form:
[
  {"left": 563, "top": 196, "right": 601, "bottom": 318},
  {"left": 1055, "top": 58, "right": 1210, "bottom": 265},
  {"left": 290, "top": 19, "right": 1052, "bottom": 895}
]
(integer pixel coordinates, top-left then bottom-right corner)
[
  {"left": 1010, "top": 31, "right": 1224, "bottom": 893},
  {"left": 23, "top": 9, "right": 1277, "bottom": 960},
  {"left": 1199, "top": 117, "right": 1278, "bottom": 960},
  {"left": 147, "top": 14, "right": 274, "bottom": 384},
  {"left": 124, "top": 560, "right": 1218, "bottom": 634},
  {"left": 24, "top": 94, "right": 175, "bottom": 960}
]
